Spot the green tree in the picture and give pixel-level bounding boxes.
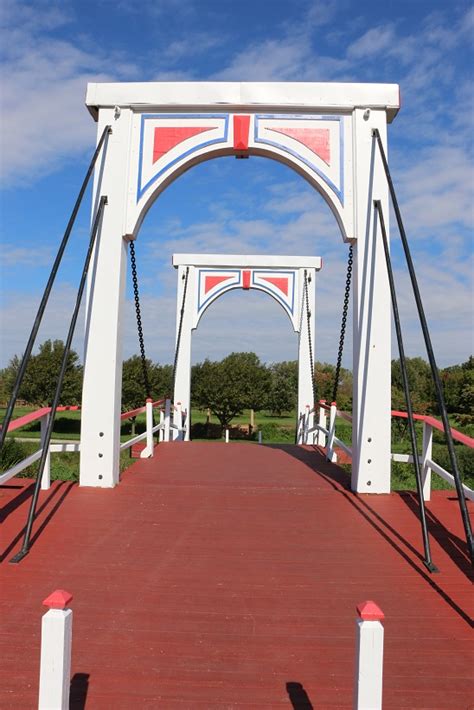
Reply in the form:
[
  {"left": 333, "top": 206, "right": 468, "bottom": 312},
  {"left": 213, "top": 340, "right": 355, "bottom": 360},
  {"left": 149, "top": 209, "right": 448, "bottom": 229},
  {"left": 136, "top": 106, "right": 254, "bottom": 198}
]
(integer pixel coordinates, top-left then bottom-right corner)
[
  {"left": 267, "top": 361, "right": 297, "bottom": 415},
  {"left": 391, "top": 357, "right": 434, "bottom": 414},
  {"left": 192, "top": 352, "right": 270, "bottom": 429},
  {"left": 4, "top": 340, "right": 83, "bottom": 406},
  {"left": 121, "top": 355, "right": 172, "bottom": 411},
  {"left": 314, "top": 361, "right": 352, "bottom": 409}
]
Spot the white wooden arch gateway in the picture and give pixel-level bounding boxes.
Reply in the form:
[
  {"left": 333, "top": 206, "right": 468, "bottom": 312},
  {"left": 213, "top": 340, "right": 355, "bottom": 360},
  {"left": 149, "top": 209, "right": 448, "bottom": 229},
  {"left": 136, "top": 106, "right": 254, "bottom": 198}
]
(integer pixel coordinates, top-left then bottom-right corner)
[
  {"left": 80, "top": 81, "right": 400, "bottom": 494},
  {"left": 172, "top": 253, "right": 322, "bottom": 440}
]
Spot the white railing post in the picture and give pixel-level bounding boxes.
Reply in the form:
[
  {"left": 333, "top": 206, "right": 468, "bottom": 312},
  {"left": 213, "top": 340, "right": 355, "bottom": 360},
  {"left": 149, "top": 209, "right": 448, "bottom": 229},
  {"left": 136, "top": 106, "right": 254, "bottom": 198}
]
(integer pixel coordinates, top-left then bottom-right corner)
[
  {"left": 40, "top": 413, "right": 51, "bottom": 490},
  {"left": 327, "top": 402, "right": 338, "bottom": 463},
  {"left": 159, "top": 408, "right": 164, "bottom": 442},
  {"left": 140, "top": 399, "right": 154, "bottom": 458},
  {"left": 176, "top": 402, "right": 183, "bottom": 441},
  {"left": 317, "top": 400, "right": 327, "bottom": 447},
  {"left": 225, "top": 429, "right": 229, "bottom": 443},
  {"left": 354, "top": 601, "right": 384, "bottom": 710},
  {"left": 164, "top": 399, "right": 171, "bottom": 442},
  {"left": 258, "top": 431, "right": 262, "bottom": 445},
  {"left": 303, "top": 405, "right": 310, "bottom": 444},
  {"left": 421, "top": 421, "right": 433, "bottom": 502},
  {"left": 296, "top": 412, "right": 303, "bottom": 445},
  {"left": 38, "top": 590, "right": 73, "bottom": 710}
]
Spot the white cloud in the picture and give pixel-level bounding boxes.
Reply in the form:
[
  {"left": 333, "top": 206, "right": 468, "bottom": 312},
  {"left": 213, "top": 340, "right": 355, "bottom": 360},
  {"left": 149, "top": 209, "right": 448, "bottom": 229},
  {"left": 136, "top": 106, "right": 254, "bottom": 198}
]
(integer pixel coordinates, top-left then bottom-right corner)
[
  {"left": 0, "top": 2, "right": 140, "bottom": 185},
  {"left": 395, "top": 145, "right": 474, "bottom": 234},
  {"left": 347, "top": 25, "right": 397, "bottom": 60},
  {"left": 0, "top": 246, "right": 54, "bottom": 267}
]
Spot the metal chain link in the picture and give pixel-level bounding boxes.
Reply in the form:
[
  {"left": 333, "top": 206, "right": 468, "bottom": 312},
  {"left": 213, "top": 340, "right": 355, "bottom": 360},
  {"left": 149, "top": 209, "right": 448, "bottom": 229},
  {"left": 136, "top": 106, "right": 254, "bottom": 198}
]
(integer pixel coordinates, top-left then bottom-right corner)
[
  {"left": 129, "top": 240, "right": 152, "bottom": 399},
  {"left": 303, "top": 270, "right": 317, "bottom": 408},
  {"left": 332, "top": 244, "right": 353, "bottom": 404},
  {"left": 172, "top": 266, "right": 190, "bottom": 399}
]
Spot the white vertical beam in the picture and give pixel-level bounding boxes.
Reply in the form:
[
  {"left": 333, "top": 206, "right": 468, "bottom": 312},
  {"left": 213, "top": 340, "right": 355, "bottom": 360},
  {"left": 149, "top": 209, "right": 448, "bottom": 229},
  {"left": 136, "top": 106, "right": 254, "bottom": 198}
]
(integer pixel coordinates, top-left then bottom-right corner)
[
  {"left": 297, "top": 267, "right": 316, "bottom": 429},
  {"left": 38, "top": 590, "right": 73, "bottom": 710},
  {"left": 80, "top": 108, "right": 132, "bottom": 487},
  {"left": 173, "top": 265, "right": 194, "bottom": 441},
  {"left": 351, "top": 109, "right": 391, "bottom": 493}
]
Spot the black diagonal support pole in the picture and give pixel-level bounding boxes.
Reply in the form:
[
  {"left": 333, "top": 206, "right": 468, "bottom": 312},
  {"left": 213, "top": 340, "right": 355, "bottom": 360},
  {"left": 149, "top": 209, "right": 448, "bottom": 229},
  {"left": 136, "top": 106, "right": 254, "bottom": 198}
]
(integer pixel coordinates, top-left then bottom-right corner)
[
  {"left": 0, "top": 126, "right": 111, "bottom": 449},
  {"left": 374, "top": 200, "right": 437, "bottom": 572},
  {"left": 10, "top": 196, "right": 108, "bottom": 564},
  {"left": 172, "top": 266, "right": 190, "bottom": 399},
  {"left": 373, "top": 128, "right": 473, "bottom": 565}
]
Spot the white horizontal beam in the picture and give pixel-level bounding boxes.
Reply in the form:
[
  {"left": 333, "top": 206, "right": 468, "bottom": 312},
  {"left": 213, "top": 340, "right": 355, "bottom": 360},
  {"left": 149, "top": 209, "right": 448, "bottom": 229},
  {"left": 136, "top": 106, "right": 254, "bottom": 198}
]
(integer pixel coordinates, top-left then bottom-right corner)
[
  {"left": 50, "top": 444, "right": 80, "bottom": 453},
  {"left": 172, "top": 254, "right": 322, "bottom": 269},
  {"left": 85, "top": 82, "right": 400, "bottom": 122},
  {"left": 0, "top": 449, "right": 43, "bottom": 485}
]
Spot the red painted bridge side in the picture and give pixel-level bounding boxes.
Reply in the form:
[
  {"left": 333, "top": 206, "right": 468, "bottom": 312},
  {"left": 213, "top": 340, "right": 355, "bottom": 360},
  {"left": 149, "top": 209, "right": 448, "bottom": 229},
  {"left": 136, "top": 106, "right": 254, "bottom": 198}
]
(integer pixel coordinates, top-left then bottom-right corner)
[{"left": 0, "top": 443, "right": 472, "bottom": 708}]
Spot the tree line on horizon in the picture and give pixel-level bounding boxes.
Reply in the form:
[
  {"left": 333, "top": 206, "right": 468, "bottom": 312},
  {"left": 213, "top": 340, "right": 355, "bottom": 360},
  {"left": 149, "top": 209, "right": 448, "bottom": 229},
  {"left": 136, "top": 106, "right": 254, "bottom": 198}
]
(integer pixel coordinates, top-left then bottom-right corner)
[{"left": 0, "top": 339, "right": 472, "bottom": 429}]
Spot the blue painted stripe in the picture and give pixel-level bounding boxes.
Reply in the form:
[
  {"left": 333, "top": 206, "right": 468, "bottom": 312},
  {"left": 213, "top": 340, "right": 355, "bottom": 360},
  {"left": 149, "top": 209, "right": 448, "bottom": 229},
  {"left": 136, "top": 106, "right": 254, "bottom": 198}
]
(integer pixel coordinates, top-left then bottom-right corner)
[
  {"left": 137, "top": 113, "right": 229, "bottom": 203},
  {"left": 253, "top": 114, "right": 344, "bottom": 206},
  {"left": 197, "top": 269, "right": 241, "bottom": 312},
  {"left": 251, "top": 270, "right": 295, "bottom": 316}
]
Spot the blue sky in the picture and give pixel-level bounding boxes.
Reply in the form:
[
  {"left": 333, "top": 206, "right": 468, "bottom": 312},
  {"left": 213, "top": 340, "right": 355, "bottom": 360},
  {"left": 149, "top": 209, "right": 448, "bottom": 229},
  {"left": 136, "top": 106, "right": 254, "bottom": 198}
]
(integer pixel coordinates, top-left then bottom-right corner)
[{"left": 0, "top": 0, "right": 473, "bottom": 370}]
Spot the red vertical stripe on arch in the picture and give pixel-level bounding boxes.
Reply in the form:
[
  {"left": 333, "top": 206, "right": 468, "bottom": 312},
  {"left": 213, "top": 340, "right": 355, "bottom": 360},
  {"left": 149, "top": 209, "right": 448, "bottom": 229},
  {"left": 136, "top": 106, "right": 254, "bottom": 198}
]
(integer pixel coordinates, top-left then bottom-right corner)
[
  {"left": 242, "top": 270, "right": 251, "bottom": 289},
  {"left": 233, "top": 115, "right": 250, "bottom": 151}
]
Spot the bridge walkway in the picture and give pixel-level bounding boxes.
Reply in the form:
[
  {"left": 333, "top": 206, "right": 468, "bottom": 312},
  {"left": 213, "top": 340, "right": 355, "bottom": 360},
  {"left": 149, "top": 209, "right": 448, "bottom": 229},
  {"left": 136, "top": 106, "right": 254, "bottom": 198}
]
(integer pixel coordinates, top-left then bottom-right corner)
[{"left": 0, "top": 443, "right": 472, "bottom": 708}]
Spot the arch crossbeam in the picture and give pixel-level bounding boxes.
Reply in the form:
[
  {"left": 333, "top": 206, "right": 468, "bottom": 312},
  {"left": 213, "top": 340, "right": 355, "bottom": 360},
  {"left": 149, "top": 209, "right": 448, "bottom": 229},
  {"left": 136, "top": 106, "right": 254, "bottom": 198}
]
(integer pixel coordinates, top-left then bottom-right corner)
[
  {"left": 80, "top": 81, "right": 399, "bottom": 493},
  {"left": 172, "top": 254, "right": 321, "bottom": 439}
]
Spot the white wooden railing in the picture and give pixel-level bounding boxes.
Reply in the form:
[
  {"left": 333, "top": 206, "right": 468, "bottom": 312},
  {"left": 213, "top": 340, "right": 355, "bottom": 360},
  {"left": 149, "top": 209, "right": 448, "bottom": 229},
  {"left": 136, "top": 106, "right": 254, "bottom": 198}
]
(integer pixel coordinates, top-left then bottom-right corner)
[
  {"left": 297, "top": 401, "right": 474, "bottom": 501},
  {"left": 0, "top": 406, "right": 81, "bottom": 490},
  {"left": 1, "top": 397, "right": 187, "bottom": 489}
]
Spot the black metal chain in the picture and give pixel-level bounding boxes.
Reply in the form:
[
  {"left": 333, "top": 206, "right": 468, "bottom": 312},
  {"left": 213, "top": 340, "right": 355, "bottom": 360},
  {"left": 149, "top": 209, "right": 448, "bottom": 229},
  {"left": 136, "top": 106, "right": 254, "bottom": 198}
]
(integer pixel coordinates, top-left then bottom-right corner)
[
  {"left": 129, "top": 240, "right": 152, "bottom": 399},
  {"left": 303, "top": 270, "right": 317, "bottom": 408},
  {"left": 332, "top": 244, "right": 353, "bottom": 404},
  {"left": 172, "top": 267, "right": 190, "bottom": 398}
]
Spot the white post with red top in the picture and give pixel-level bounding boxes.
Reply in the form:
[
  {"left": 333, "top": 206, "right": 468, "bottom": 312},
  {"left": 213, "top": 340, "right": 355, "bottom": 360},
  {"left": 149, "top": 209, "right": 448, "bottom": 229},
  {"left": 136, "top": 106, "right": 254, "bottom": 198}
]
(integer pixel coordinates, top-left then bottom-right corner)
[
  {"left": 38, "top": 590, "right": 73, "bottom": 710},
  {"left": 317, "top": 401, "right": 327, "bottom": 447},
  {"left": 327, "top": 402, "right": 338, "bottom": 463},
  {"left": 140, "top": 398, "right": 154, "bottom": 458},
  {"left": 354, "top": 601, "right": 385, "bottom": 710}
]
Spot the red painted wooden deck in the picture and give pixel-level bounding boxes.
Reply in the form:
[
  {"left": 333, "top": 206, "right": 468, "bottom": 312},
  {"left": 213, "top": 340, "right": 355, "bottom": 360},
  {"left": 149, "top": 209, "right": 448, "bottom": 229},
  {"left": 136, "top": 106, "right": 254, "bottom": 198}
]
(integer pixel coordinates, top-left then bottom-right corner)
[{"left": 1, "top": 443, "right": 472, "bottom": 709}]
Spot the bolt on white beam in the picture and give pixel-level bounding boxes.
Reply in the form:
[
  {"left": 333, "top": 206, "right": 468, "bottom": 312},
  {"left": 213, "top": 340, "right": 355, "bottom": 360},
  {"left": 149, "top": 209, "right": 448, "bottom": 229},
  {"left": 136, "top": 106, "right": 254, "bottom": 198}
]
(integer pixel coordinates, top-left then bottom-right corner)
[
  {"left": 353, "top": 600, "right": 385, "bottom": 710},
  {"left": 38, "top": 590, "right": 73, "bottom": 710}
]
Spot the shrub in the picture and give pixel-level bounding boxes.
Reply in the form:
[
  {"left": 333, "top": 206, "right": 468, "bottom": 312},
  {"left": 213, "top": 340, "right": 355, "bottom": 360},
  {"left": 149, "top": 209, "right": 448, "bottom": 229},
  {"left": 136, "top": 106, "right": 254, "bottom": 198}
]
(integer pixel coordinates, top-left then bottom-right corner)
[{"left": 0, "top": 438, "right": 28, "bottom": 471}]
